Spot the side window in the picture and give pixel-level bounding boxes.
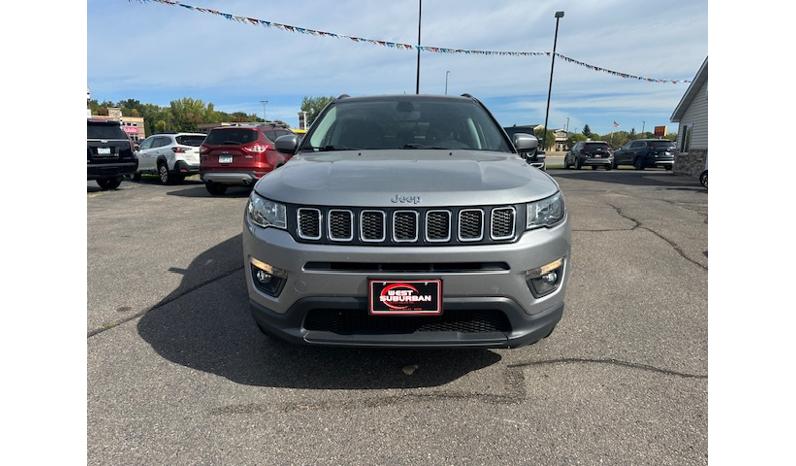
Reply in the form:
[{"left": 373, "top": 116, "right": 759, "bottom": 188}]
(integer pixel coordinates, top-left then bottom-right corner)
[
  {"left": 573, "top": 142, "right": 581, "bottom": 151},
  {"left": 630, "top": 141, "right": 642, "bottom": 149},
  {"left": 622, "top": 142, "right": 632, "bottom": 150},
  {"left": 680, "top": 125, "right": 691, "bottom": 153},
  {"left": 152, "top": 137, "right": 166, "bottom": 148},
  {"left": 140, "top": 138, "right": 153, "bottom": 150}
]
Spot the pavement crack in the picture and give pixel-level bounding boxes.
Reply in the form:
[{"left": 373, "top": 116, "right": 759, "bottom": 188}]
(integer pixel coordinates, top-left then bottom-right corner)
[
  {"left": 507, "top": 357, "right": 707, "bottom": 379},
  {"left": 87, "top": 265, "right": 244, "bottom": 338},
  {"left": 606, "top": 202, "right": 707, "bottom": 272}
]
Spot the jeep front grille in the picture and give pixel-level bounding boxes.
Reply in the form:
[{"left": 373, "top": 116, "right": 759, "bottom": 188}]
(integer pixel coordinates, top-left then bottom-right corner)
[
  {"left": 297, "top": 208, "right": 321, "bottom": 240},
  {"left": 360, "top": 210, "right": 386, "bottom": 242},
  {"left": 291, "top": 205, "right": 518, "bottom": 246},
  {"left": 458, "top": 209, "right": 484, "bottom": 241},
  {"left": 328, "top": 210, "right": 353, "bottom": 241},
  {"left": 490, "top": 207, "right": 516, "bottom": 240},
  {"left": 393, "top": 211, "right": 419, "bottom": 242},
  {"left": 425, "top": 210, "right": 451, "bottom": 242}
]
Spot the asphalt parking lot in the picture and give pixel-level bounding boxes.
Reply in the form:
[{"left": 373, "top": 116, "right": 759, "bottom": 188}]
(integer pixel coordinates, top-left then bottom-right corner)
[{"left": 88, "top": 168, "right": 707, "bottom": 464}]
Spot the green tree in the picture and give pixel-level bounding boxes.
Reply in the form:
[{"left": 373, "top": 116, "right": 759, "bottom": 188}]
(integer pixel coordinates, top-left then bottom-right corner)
[
  {"left": 301, "top": 96, "right": 335, "bottom": 126},
  {"left": 664, "top": 132, "right": 678, "bottom": 141},
  {"left": 567, "top": 133, "right": 587, "bottom": 148},
  {"left": 582, "top": 124, "right": 593, "bottom": 138}
]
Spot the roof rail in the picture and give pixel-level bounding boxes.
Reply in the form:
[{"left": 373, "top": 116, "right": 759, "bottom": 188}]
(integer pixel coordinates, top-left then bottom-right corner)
[
  {"left": 460, "top": 93, "right": 474, "bottom": 99},
  {"left": 337, "top": 94, "right": 350, "bottom": 100}
]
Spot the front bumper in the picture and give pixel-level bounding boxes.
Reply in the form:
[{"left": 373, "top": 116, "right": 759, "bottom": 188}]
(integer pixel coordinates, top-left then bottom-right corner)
[{"left": 243, "top": 214, "right": 570, "bottom": 348}]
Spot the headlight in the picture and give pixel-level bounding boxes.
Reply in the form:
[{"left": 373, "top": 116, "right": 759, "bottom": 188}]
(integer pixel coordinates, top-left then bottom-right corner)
[
  {"left": 526, "top": 192, "right": 565, "bottom": 229},
  {"left": 247, "top": 194, "right": 287, "bottom": 229}
]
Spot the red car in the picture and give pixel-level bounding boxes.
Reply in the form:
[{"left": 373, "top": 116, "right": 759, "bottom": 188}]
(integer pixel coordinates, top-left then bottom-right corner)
[{"left": 199, "top": 124, "right": 293, "bottom": 195}]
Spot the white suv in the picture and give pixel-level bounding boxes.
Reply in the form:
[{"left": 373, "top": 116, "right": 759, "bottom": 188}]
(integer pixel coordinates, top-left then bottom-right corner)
[{"left": 134, "top": 133, "right": 206, "bottom": 184}]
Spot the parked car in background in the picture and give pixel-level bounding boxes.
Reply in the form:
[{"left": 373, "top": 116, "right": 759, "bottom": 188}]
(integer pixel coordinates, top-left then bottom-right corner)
[
  {"left": 504, "top": 126, "right": 545, "bottom": 169},
  {"left": 612, "top": 139, "right": 676, "bottom": 170},
  {"left": 134, "top": 132, "right": 206, "bottom": 184},
  {"left": 199, "top": 123, "right": 293, "bottom": 195},
  {"left": 565, "top": 141, "right": 613, "bottom": 170},
  {"left": 87, "top": 119, "right": 138, "bottom": 190}
]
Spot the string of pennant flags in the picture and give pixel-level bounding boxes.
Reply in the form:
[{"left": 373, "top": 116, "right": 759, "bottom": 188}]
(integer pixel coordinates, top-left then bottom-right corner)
[{"left": 135, "top": 0, "right": 692, "bottom": 84}]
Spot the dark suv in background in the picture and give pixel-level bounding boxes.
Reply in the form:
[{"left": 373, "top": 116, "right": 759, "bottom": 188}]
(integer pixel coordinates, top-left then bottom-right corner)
[
  {"left": 565, "top": 141, "right": 613, "bottom": 170},
  {"left": 612, "top": 139, "right": 676, "bottom": 170},
  {"left": 504, "top": 125, "right": 545, "bottom": 169},
  {"left": 87, "top": 119, "right": 138, "bottom": 190},
  {"left": 199, "top": 123, "right": 293, "bottom": 195}
]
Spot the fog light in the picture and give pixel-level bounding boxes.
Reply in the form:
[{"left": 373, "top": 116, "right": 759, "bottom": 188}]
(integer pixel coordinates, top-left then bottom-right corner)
[
  {"left": 526, "top": 258, "right": 564, "bottom": 298},
  {"left": 250, "top": 257, "right": 287, "bottom": 296}
]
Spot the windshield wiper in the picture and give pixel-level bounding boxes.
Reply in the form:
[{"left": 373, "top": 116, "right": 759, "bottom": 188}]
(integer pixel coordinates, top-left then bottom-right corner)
[
  {"left": 313, "top": 145, "right": 359, "bottom": 152},
  {"left": 401, "top": 144, "right": 450, "bottom": 149}
]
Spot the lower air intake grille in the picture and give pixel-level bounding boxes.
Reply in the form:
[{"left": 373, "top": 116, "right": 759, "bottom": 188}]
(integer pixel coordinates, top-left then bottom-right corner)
[{"left": 304, "top": 309, "right": 511, "bottom": 334}]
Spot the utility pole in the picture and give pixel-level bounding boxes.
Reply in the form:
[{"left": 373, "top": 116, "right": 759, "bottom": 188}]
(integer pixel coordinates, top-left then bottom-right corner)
[
  {"left": 415, "top": 0, "right": 422, "bottom": 94},
  {"left": 542, "top": 11, "right": 565, "bottom": 152},
  {"left": 260, "top": 100, "right": 268, "bottom": 121},
  {"left": 445, "top": 70, "right": 451, "bottom": 95},
  {"left": 642, "top": 120, "right": 646, "bottom": 135}
]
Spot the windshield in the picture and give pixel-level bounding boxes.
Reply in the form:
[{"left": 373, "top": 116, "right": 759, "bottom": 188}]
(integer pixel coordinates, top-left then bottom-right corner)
[{"left": 302, "top": 98, "right": 512, "bottom": 152}]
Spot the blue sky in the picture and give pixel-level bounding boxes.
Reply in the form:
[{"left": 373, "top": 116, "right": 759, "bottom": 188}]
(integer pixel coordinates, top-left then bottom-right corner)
[{"left": 88, "top": 0, "right": 706, "bottom": 134}]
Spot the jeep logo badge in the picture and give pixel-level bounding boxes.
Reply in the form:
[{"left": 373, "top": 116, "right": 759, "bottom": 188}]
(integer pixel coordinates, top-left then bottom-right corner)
[{"left": 391, "top": 194, "right": 421, "bottom": 204}]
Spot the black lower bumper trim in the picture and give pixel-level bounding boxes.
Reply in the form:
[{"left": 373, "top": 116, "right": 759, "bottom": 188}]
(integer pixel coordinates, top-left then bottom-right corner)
[{"left": 250, "top": 296, "right": 563, "bottom": 349}]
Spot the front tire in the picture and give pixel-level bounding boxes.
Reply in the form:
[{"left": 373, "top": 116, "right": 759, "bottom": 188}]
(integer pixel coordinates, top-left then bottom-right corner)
[
  {"left": 634, "top": 158, "right": 645, "bottom": 170},
  {"left": 97, "top": 176, "right": 123, "bottom": 190},
  {"left": 575, "top": 159, "right": 582, "bottom": 170},
  {"left": 205, "top": 182, "right": 227, "bottom": 196},
  {"left": 699, "top": 170, "right": 708, "bottom": 189}
]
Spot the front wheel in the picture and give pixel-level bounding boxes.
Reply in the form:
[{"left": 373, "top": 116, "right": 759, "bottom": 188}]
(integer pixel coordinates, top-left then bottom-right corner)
[
  {"left": 575, "top": 159, "right": 582, "bottom": 170},
  {"left": 699, "top": 170, "right": 708, "bottom": 189},
  {"left": 205, "top": 182, "right": 227, "bottom": 196},
  {"left": 634, "top": 158, "right": 645, "bottom": 170},
  {"left": 97, "top": 176, "right": 123, "bottom": 190}
]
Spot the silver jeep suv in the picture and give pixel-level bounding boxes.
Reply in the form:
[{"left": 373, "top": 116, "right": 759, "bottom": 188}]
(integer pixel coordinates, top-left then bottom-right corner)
[{"left": 243, "top": 95, "right": 570, "bottom": 348}]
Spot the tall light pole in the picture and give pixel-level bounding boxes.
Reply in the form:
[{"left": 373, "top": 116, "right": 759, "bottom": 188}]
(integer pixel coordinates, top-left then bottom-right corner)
[
  {"left": 415, "top": 0, "right": 422, "bottom": 94},
  {"left": 260, "top": 100, "right": 268, "bottom": 121},
  {"left": 642, "top": 120, "right": 646, "bottom": 135},
  {"left": 542, "top": 11, "right": 564, "bottom": 152},
  {"left": 445, "top": 70, "right": 451, "bottom": 95}
]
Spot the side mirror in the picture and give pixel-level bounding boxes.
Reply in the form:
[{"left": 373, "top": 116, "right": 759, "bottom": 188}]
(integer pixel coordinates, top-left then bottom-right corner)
[
  {"left": 512, "top": 133, "right": 538, "bottom": 152},
  {"left": 275, "top": 134, "right": 298, "bottom": 154}
]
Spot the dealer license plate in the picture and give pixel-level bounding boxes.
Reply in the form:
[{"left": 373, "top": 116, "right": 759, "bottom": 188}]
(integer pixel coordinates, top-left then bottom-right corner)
[
  {"left": 97, "top": 147, "right": 111, "bottom": 155},
  {"left": 219, "top": 155, "right": 233, "bottom": 163},
  {"left": 369, "top": 279, "right": 443, "bottom": 315}
]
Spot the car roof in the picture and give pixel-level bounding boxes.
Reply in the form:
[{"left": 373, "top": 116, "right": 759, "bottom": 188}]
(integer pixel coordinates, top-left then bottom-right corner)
[
  {"left": 87, "top": 119, "right": 121, "bottom": 126},
  {"left": 335, "top": 94, "right": 476, "bottom": 104}
]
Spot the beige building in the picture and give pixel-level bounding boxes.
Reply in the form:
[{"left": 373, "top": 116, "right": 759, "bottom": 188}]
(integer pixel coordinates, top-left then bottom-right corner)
[{"left": 89, "top": 108, "right": 147, "bottom": 142}]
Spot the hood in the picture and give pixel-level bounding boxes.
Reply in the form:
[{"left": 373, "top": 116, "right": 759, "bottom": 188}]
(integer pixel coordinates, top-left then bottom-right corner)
[{"left": 254, "top": 150, "right": 559, "bottom": 207}]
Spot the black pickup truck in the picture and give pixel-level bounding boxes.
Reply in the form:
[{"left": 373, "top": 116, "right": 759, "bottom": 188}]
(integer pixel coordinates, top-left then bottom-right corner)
[
  {"left": 503, "top": 125, "right": 545, "bottom": 170},
  {"left": 87, "top": 120, "right": 138, "bottom": 190}
]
